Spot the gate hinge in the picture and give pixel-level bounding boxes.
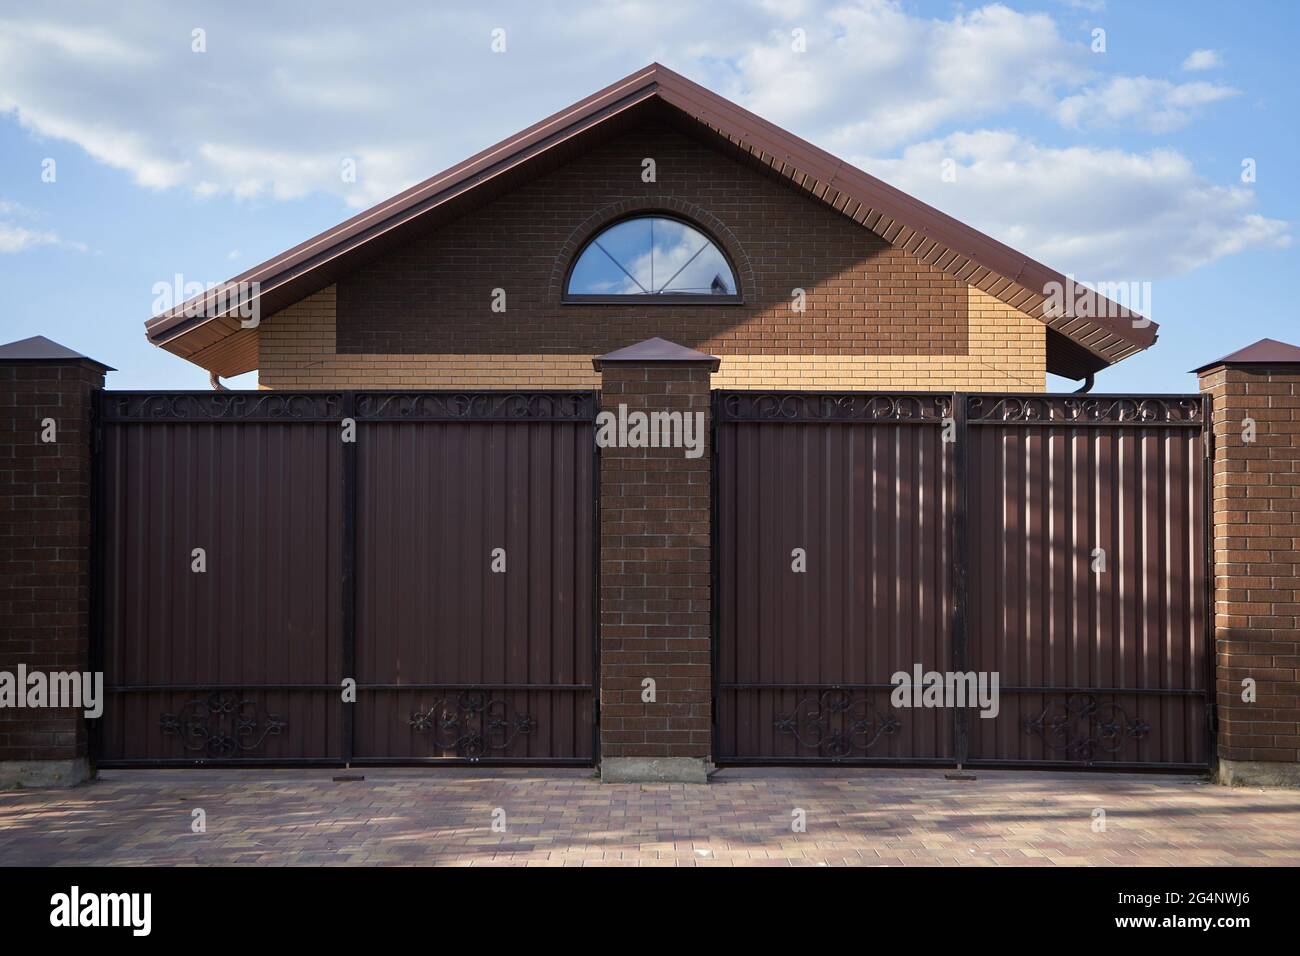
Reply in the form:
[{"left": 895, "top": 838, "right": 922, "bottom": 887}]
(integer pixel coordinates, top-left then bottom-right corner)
[{"left": 1208, "top": 702, "right": 1219, "bottom": 734}]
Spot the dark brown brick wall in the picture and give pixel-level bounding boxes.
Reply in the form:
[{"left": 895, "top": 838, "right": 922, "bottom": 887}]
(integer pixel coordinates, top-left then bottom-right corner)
[
  {"left": 1201, "top": 363, "right": 1300, "bottom": 765},
  {"left": 337, "top": 122, "right": 967, "bottom": 358},
  {"left": 598, "top": 362, "right": 712, "bottom": 760},
  {"left": 0, "top": 360, "right": 100, "bottom": 763}
]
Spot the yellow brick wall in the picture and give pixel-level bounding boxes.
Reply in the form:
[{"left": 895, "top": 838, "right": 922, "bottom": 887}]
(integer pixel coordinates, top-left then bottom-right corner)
[{"left": 258, "top": 285, "right": 1046, "bottom": 392}]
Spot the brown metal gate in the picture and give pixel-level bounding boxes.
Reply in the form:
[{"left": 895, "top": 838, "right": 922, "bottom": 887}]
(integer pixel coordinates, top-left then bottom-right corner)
[
  {"left": 94, "top": 390, "right": 597, "bottom": 766},
  {"left": 713, "top": 390, "right": 1212, "bottom": 769}
]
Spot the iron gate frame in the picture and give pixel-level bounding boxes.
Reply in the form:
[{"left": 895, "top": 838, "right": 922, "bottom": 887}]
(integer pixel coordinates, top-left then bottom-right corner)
[
  {"left": 710, "top": 389, "right": 1215, "bottom": 771},
  {"left": 90, "top": 389, "right": 602, "bottom": 768}
]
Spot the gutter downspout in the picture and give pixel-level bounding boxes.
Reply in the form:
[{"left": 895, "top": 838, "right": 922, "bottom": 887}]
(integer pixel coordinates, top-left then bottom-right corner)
[
  {"left": 1073, "top": 372, "right": 1095, "bottom": 394},
  {"left": 209, "top": 371, "right": 228, "bottom": 391}
]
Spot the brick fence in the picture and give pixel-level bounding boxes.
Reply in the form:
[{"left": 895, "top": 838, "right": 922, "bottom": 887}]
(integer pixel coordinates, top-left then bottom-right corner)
[
  {"left": 5, "top": 334, "right": 1300, "bottom": 787},
  {"left": 1197, "top": 340, "right": 1300, "bottom": 786},
  {"left": 0, "top": 338, "right": 109, "bottom": 788}
]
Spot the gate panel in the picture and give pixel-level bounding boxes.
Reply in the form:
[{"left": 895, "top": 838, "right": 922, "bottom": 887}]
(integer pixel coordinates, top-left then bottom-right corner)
[
  {"left": 353, "top": 417, "right": 595, "bottom": 763},
  {"left": 966, "top": 397, "right": 1210, "bottom": 768},
  {"left": 714, "top": 393, "right": 954, "bottom": 763},
  {"left": 96, "top": 390, "right": 596, "bottom": 766},
  {"left": 98, "top": 396, "right": 345, "bottom": 763},
  {"left": 713, "top": 390, "right": 1210, "bottom": 769}
]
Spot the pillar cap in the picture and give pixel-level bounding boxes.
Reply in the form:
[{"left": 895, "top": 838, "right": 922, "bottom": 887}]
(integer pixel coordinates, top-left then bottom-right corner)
[
  {"left": 1193, "top": 337, "right": 1300, "bottom": 374},
  {"left": 0, "top": 335, "right": 114, "bottom": 371},
  {"left": 592, "top": 337, "right": 720, "bottom": 372}
]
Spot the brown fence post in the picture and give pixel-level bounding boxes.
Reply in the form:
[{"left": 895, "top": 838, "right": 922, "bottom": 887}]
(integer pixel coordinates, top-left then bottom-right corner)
[
  {"left": 594, "top": 338, "right": 718, "bottom": 783},
  {"left": 1197, "top": 338, "right": 1300, "bottom": 787},
  {"left": 0, "top": 336, "right": 111, "bottom": 788}
]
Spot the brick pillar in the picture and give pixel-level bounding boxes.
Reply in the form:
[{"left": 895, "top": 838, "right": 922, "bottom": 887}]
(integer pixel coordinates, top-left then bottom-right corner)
[
  {"left": 0, "top": 336, "right": 111, "bottom": 788},
  {"left": 1197, "top": 338, "right": 1300, "bottom": 787},
  {"left": 594, "top": 337, "right": 717, "bottom": 783}
]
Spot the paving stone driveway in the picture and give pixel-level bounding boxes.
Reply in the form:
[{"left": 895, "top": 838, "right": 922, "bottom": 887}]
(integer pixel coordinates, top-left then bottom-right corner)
[{"left": 2, "top": 767, "right": 1298, "bottom": 866}]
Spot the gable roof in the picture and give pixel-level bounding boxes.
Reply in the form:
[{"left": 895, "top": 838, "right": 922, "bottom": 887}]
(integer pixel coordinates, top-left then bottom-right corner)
[{"left": 145, "top": 62, "right": 1157, "bottom": 380}]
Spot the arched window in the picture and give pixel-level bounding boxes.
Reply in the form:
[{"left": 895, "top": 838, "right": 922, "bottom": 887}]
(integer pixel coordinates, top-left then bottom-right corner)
[{"left": 564, "top": 215, "right": 740, "bottom": 303}]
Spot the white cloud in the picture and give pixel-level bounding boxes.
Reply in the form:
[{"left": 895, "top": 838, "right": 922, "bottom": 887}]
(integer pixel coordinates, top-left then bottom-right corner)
[
  {"left": 1056, "top": 76, "right": 1237, "bottom": 132},
  {"left": 1183, "top": 49, "right": 1223, "bottom": 71},
  {"left": 0, "top": 198, "right": 86, "bottom": 253},
  {"left": 857, "top": 131, "right": 1290, "bottom": 278},
  {"left": 731, "top": 2, "right": 1087, "bottom": 151},
  {"left": 0, "top": 0, "right": 1283, "bottom": 280}
]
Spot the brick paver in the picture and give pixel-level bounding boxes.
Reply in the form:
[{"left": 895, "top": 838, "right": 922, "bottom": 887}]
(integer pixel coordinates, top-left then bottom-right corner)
[{"left": 2, "top": 767, "right": 1297, "bottom": 866}]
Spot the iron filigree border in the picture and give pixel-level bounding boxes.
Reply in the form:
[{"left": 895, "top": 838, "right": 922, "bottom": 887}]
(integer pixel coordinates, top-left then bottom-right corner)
[
  {"left": 967, "top": 395, "right": 1202, "bottom": 426},
  {"left": 717, "top": 392, "right": 952, "bottom": 424}
]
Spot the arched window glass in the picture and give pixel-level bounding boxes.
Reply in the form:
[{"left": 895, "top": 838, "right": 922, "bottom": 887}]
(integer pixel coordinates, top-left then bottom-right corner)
[{"left": 565, "top": 216, "right": 739, "bottom": 301}]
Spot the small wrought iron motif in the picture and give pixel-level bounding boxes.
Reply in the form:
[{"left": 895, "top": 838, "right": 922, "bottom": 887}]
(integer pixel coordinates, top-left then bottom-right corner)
[
  {"left": 354, "top": 391, "right": 596, "bottom": 422},
  {"left": 718, "top": 392, "right": 951, "bottom": 424},
  {"left": 966, "top": 395, "right": 1201, "bottom": 426},
  {"left": 1023, "top": 694, "right": 1150, "bottom": 760},
  {"left": 409, "top": 692, "right": 536, "bottom": 757},
  {"left": 160, "top": 693, "right": 288, "bottom": 757},
  {"left": 774, "top": 690, "right": 900, "bottom": 756}
]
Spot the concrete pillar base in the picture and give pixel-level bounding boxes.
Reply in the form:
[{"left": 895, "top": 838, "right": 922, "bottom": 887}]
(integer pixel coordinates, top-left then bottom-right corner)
[
  {"left": 0, "top": 758, "right": 92, "bottom": 790},
  {"left": 600, "top": 757, "right": 709, "bottom": 784},
  {"left": 1218, "top": 759, "right": 1300, "bottom": 788}
]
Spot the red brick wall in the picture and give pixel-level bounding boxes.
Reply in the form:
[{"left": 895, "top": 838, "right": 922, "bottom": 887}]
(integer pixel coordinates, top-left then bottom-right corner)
[
  {"left": 1201, "top": 363, "right": 1300, "bottom": 771},
  {"left": 0, "top": 360, "right": 101, "bottom": 766},
  {"left": 598, "top": 362, "right": 712, "bottom": 762},
  {"left": 336, "top": 121, "right": 967, "bottom": 359}
]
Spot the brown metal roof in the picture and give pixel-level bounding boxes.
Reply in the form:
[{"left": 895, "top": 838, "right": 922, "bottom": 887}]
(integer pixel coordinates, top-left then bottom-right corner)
[
  {"left": 0, "top": 334, "right": 114, "bottom": 370},
  {"left": 145, "top": 63, "right": 1158, "bottom": 380},
  {"left": 1192, "top": 337, "right": 1300, "bottom": 373},
  {"left": 592, "top": 336, "right": 720, "bottom": 371}
]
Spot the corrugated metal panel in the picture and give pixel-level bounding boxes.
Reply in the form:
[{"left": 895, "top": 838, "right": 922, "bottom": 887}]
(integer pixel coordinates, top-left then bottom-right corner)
[
  {"left": 715, "top": 399, "right": 954, "bottom": 763},
  {"left": 353, "top": 421, "right": 595, "bottom": 761},
  {"left": 99, "top": 420, "right": 344, "bottom": 762},
  {"left": 967, "top": 423, "right": 1209, "bottom": 766}
]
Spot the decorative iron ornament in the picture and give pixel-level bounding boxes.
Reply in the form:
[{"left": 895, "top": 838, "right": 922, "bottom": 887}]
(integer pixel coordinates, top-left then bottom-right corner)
[
  {"left": 354, "top": 391, "right": 596, "bottom": 422},
  {"left": 159, "top": 692, "right": 288, "bottom": 757},
  {"left": 101, "top": 390, "right": 597, "bottom": 423},
  {"left": 409, "top": 692, "right": 536, "bottom": 757},
  {"left": 774, "top": 690, "right": 901, "bottom": 756},
  {"left": 717, "top": 391, "right": 952, "bottom": 424},
  {"left": 967, "top": 395, "right": 1202, "bottom": 426},
  {"left": 1023, "top": 694, "right": 1150, "bottom": 760},
  {"left": 103, "top": 392, "right": 344, "bottom": 422}
]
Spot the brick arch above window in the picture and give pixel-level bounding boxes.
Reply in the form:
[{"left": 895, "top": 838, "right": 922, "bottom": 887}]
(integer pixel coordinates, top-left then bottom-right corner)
[{"left": 549, "top": 199, "right": 755, "bottom": 307}]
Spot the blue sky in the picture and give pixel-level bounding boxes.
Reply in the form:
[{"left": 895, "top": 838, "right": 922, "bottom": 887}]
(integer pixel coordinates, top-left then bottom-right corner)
[{"left": 0, "top": 0, "right": 1295, "bottom": 391}]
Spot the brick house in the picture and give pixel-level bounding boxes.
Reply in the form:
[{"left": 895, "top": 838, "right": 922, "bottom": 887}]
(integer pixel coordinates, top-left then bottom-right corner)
[
  {"left": 143, "top": 64, "right": 1156, "bottom": 393},
  {"left": 7, "top": 65, "right": 1297, "bottom": 790}
]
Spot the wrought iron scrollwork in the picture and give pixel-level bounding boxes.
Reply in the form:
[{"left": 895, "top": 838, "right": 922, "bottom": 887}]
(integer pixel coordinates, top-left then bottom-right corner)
[
  {"left": 718, "top": 392, "right": 952, "bottom": 424},
  {"left": 159, "top": 693, "right": 288, "bottom": 756},
  {"left": 1023, "top": 694, "right": 1150, "bottom": 760},
  {"left": 354, "top": 391, "right": 596, "bottom": 422},
  {"left": 104, "top": 392, "right": 343, "bottom": 422},
  {"left": 409, "top": 692, "right": 535, "bottom": 757},
  {"left": 966, "top": 395, "right": 1202, "bottom": 426},
  {"left": 102, "top": 390, "right": 597, "bottom": 422},
  {"left": 773, "top": 690, "right": 900, "bottom": 756}
]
